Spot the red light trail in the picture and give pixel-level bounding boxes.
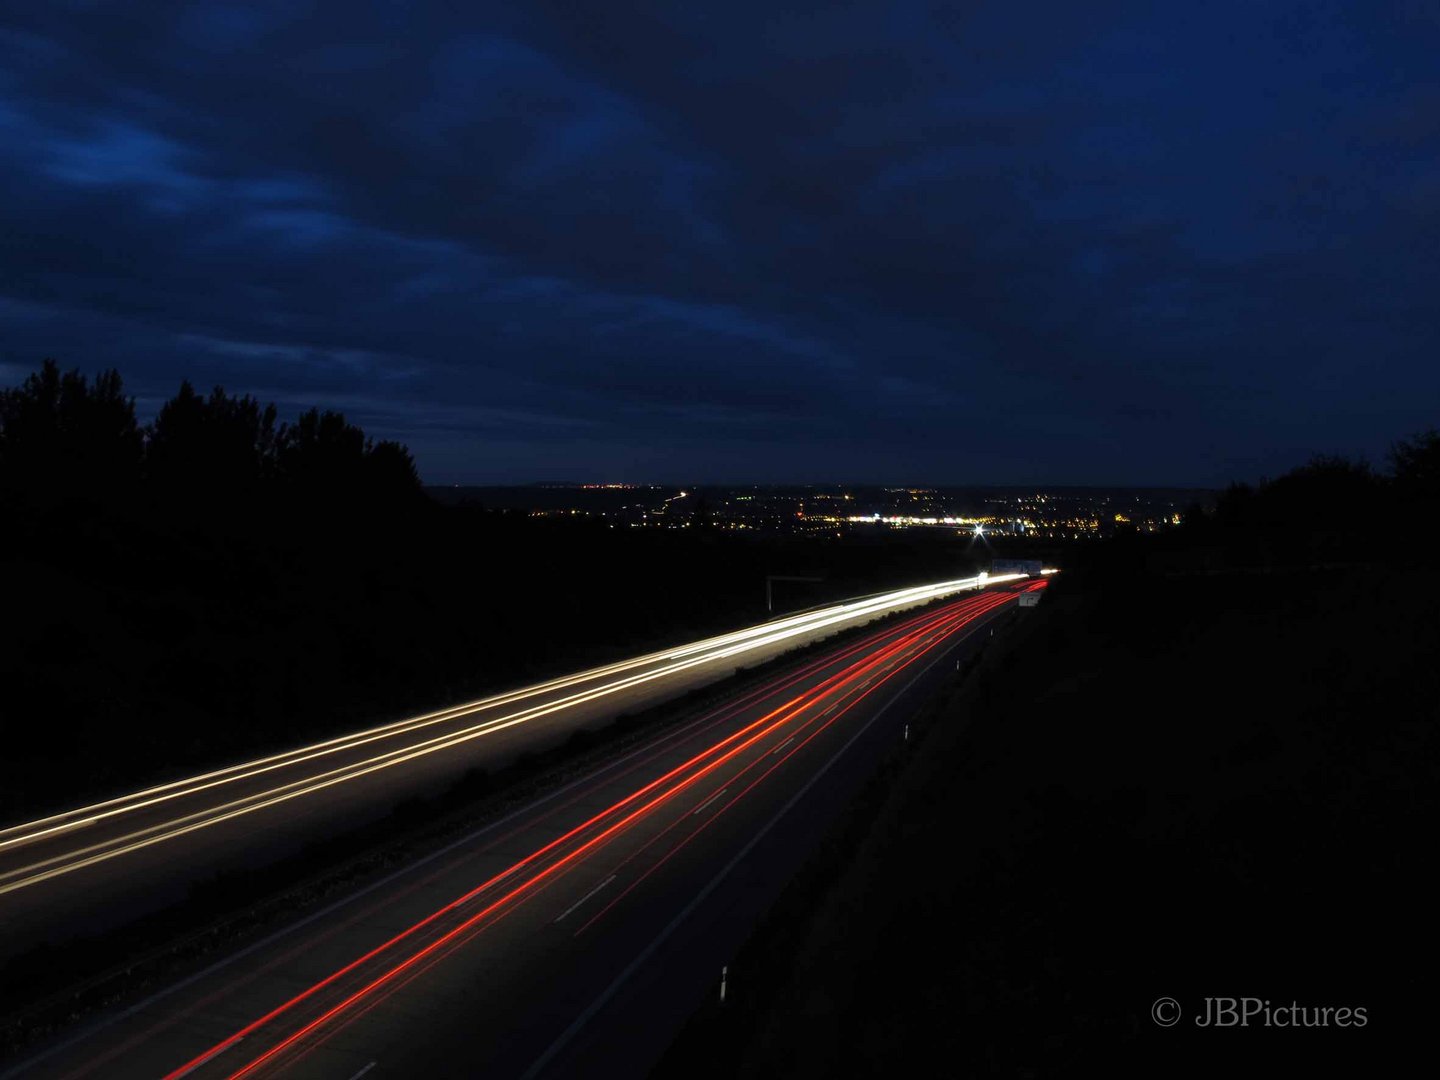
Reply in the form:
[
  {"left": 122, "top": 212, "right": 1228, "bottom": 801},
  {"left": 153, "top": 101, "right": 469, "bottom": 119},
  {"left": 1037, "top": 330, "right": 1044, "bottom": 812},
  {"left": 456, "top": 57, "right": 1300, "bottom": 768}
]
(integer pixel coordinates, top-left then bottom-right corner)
[{"left": 151, "top": 582, "right": 1041, "bottom": 1080}]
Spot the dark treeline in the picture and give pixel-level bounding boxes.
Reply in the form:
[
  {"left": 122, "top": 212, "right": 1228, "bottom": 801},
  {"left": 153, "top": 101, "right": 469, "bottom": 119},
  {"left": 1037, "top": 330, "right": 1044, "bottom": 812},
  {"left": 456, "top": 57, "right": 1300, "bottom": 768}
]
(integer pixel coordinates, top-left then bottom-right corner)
[
  {"left": 1117, "top": 436, "right": 1440, "bottom": 572},
  {"left": 0, "top": 360, "right": 994, "bottom": 822},
  {"left": 1208, "top": 444, "right": 1439, "bottom": 536},
  {"left": 0, "top": 359, "right": 420, "bottom": 506}
]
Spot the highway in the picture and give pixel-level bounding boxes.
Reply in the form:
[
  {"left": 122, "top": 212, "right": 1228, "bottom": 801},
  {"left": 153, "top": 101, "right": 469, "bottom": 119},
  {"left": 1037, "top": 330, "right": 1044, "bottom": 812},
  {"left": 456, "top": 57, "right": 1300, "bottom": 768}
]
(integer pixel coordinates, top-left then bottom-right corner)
[
  {"left": 4, "top": 579, "right": 1045, "bottom": 1079},
  {"left": 0, "top": 575, "right": 1020, "bottom": 957}
]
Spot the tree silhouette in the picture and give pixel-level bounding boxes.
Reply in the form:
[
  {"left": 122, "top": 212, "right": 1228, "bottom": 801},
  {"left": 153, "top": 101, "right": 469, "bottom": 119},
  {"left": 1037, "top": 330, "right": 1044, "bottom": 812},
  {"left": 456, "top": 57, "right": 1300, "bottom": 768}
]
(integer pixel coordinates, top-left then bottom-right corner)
[
  {"left": 1212, "top": 481, "right": 1255, "bottom": 527},
  {"left": 2, "top": 360, "right": 421, "bottom": 515},
  {"left": 366, "top": 439, "right": 421, "bottom": 496},
  {"left": 276, "top": 407, "right": 420, "bottom": 505},
  {"left": 277, "top": 407, "right": 368, "bottom": 494},
  {"left": 1212, "top": 457, "right": 1380, "bottom": 531},
  {"left": 147, "top": 382, "right": 280, "bottom": 497},
  {"left": 0, "top": 359, "right": 141, "bottom": 496},
  {"left": 1258, "top": 455, "right": 1381, "bottom": 526},
  {"left": 1178, "top": 500, "right": 1207, "bottom": 533},
  {"left": 1390, "top": 429, "right": 1440, "bottom": 503}
]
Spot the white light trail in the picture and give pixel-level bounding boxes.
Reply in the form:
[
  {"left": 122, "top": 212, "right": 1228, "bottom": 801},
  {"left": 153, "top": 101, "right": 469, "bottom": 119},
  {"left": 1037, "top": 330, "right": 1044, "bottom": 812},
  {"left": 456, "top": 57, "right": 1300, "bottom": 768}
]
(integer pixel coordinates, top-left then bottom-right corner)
[{"left": 0, "top": 574, "right": 1021, "bottom": 893}]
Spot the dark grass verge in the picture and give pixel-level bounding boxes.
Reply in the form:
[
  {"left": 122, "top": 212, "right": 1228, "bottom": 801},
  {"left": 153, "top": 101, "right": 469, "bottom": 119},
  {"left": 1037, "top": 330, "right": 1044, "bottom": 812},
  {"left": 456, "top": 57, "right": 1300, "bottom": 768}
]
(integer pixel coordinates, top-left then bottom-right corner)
[
  {"left": 652, "top": 568, "right": 1434, "bottom": 1077},
  {"left": 0, "top": 591, "right": 967, "bottom": 1064}
]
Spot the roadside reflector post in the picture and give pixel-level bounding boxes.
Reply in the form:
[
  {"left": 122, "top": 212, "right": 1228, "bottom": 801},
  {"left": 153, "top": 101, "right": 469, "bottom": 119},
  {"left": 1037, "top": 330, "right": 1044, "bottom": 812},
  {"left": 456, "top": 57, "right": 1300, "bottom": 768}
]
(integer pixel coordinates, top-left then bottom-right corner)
[{"left": 720, "top": 965, "right": 728, "bottom": 1003}]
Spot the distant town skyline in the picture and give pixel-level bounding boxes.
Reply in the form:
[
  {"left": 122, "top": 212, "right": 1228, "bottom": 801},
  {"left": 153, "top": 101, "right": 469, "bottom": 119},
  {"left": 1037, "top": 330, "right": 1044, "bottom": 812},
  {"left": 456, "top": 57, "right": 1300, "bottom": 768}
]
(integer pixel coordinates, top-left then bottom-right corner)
[{"left": 430, "top": 481, "right": 1196, "bottom": 541}]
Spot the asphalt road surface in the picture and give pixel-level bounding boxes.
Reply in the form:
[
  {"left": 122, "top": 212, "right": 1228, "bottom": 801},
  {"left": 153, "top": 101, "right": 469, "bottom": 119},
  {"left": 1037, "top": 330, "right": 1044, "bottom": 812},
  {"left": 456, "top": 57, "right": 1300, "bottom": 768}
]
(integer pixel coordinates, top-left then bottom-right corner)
[
  {"left": 5, "top": 578, "right": 1045, "bottom": 1079},
  {"left": 0, "top": 574, "right": 1026, "bottom": 957}
]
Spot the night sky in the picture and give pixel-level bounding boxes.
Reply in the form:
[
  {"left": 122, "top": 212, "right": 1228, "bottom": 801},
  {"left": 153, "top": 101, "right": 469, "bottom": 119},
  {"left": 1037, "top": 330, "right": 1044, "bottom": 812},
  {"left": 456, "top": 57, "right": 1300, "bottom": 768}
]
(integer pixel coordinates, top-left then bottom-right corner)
[{"left": 2, "top": 2, "right": 1437, "bottom": 485}]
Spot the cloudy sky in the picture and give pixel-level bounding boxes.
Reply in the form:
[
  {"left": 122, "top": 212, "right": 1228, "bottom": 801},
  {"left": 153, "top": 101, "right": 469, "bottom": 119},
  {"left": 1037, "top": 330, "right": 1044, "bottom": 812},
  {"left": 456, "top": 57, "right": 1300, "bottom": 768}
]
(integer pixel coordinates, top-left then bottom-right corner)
[{"left": 2, "top": 2, "right": 1437, "bottom": 485}]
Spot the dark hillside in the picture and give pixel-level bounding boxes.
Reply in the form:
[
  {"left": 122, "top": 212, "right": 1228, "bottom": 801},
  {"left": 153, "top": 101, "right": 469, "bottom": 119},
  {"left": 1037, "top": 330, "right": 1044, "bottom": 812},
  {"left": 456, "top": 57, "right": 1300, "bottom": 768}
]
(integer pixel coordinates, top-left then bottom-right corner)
[{"left": 656, "top": 557, "right": 1435, "bottom": 1075}]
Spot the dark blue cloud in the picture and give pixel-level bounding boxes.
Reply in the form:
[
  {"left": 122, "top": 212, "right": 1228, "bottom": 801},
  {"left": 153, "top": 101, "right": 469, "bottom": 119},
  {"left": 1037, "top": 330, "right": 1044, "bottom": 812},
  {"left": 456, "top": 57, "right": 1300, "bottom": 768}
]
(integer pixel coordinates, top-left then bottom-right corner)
[{"left": 1, "top": 1, "right": 1437, "bottom": 484}]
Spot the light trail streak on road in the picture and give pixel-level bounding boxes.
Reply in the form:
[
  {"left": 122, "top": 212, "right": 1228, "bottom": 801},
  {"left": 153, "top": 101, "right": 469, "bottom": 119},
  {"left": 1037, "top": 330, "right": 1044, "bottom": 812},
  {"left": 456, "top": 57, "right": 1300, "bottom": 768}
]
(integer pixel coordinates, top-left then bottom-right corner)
[
  {"left": 571, "top": 588, "right": 1020, "bottom": 938},
  {"left": 0, "top": 576, "right": 1025, "bottom": 898},
  {"left": 23, "top": 593, "right": 1021, "bottom": 1080},
  {"left": 150, "top": 587, "right": 1029, "bottom": 1080},
  {"left": 161, "top": 610, "right": 955, "bottom": 1078}
]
